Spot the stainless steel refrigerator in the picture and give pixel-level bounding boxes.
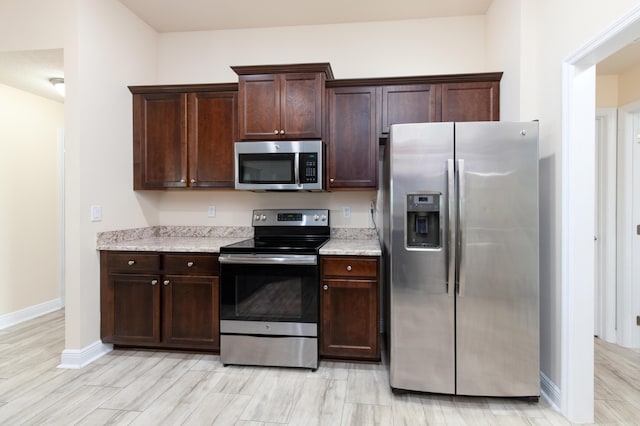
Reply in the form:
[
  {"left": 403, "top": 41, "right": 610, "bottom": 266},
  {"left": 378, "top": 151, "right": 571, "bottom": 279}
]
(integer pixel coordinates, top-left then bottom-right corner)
[{"left": 383, "top": 121, "right": 539, "bottom": 398}]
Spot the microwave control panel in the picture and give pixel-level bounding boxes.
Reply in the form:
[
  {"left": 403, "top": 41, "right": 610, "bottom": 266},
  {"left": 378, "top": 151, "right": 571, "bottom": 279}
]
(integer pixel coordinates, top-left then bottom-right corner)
[{"left": 300, "top": 153, "right": 318, "bottom": 183}]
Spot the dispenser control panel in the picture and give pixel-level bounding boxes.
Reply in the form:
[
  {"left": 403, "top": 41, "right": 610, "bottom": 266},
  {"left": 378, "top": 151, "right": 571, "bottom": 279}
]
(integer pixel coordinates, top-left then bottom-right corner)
[
  {"left": 406, "top": 192, "right": 441, "bottom": 249},
  {"left": 407, "top": 194, "right": 439, "bottom": 212}
]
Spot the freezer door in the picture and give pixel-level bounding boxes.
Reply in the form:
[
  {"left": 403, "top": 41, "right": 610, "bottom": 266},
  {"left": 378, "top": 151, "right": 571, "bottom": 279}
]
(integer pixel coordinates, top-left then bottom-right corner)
[
  {"left": 388, "top": 122, "right": 455, "bottom": 394},
  {"left": 455, "top": 121, "right": 540, "bottom": 397}
]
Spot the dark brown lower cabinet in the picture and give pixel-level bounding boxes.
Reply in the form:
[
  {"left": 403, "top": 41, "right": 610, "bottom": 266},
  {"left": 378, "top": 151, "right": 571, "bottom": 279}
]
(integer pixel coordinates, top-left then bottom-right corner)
[
  {"left": 162, "top": 275, "right": 219, "bottom": 349},
  {"left": 100, "top": 251, "right": 220, "bottom": 352},
  {"left": 110, "top": 273, "right": 161, "bottom": 345},
  {"left": 320, "top": 256, "right": 380, "bottom": 361}
]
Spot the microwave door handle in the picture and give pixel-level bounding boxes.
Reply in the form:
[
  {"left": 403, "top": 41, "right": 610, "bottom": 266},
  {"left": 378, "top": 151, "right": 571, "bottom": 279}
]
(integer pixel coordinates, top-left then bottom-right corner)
[
  {"left": 294, "top": 152, "right": 300, "bottom": 186},
  {"left": 294, "top": 153, "right": 300, "bottom": 186}
]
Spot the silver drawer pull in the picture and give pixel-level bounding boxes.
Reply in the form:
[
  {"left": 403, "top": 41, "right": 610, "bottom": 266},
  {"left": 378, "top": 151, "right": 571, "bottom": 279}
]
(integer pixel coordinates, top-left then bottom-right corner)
[
  {"left": 323, "top": 284, "right": 328, "bottom": 291},
  {"left": 346, "top": 265, "right": 352, "bottom": 271},
  {"left": 187, "top": 261, "right": 194, "bottom": 267},
  {"left": 128, "top": 260, "right": 135, "bottom": 266},
  {"left": 151, "top": 279, "right": 158, "bottom": 285},
  {"left": 163, "top": 280, "right": 170, "bottom": 286}
]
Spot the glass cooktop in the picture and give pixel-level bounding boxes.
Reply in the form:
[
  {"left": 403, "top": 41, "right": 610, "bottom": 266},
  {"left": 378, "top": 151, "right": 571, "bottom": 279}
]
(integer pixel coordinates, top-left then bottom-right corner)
[{"left": 221, "top": 237, "right": 329, "bottom": 254}]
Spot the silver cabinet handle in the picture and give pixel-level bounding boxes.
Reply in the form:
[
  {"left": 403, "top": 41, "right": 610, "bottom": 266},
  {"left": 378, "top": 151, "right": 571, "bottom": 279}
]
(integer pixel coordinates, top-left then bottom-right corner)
[
  {"left": 330, "top": 178, "right": 335, "bottom": 183},
  {"left": 447, "top": 159, "right": 456, "bottom": 297},
  {"left": 273, "top": 130, "right": 279, "bottom": 134},
  {"left": 187, "top": 261, "right": 194, "bottom": 267},
  {"left": 280, "top": 130, "right": 285, "bottom": 135},
  {"left": 346, "top": 265, "right": 352, "bottom": 271},
  {"left": 163, "top": 280, "right": 170, "bottom": 286},
  {"left": 128, "top": 260, "right": 135, "bottom": 266},
  {"left": 190, "top": 178, "right": 196, "bottom": 183},
  {"left": 151, "top": 279, "right": 158, "bottom": 285},
  {"left": 323, "top": 284, "right": 328, "bottom": 290},
  {"left": 180, "top": 179, "right": 185, "bottom": 183},
  {"left": 457, "top": 159, "right": 466, "bottom": 297}
]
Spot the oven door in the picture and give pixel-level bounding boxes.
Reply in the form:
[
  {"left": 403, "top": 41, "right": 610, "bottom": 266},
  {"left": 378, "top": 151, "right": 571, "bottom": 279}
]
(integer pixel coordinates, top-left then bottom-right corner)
[{"left": 219, "top": 253, "right": 319, "bottom": 331}]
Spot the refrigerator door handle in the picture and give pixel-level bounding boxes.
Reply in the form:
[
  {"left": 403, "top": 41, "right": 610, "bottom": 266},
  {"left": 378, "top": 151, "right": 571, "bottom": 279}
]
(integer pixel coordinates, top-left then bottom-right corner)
[
  {"left": 457, "top": 159, "right": 466, "bottom": 297},
  {"left": 447, "top": 159, "right": 456, "bottom": 297}
]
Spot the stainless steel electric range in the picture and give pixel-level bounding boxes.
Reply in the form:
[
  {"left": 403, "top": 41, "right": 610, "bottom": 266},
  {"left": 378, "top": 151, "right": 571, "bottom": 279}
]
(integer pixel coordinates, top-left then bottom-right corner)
[{"left": 218, "top": 209, "right": 329, "bottom": 370}]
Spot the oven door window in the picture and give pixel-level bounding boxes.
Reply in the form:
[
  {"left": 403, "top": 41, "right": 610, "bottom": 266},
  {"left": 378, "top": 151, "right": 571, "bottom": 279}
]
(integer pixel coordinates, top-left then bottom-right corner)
[
  {"left": 220, "top": 264, "right": 318, "bottom": 323},
  {"left": 238, "top": 153, "right": 295, "bottom": 184}
]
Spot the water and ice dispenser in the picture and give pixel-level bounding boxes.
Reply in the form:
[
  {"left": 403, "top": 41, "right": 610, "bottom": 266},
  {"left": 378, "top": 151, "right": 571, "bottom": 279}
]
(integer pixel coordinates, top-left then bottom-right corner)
[{"left": 406, "top": 192, "right": 441, "bottom": 249}]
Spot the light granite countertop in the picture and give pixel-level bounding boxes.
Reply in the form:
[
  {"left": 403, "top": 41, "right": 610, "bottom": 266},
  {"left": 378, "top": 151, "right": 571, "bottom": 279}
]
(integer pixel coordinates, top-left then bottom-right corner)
[
  {"left": 319, "top": 238, "right": 381, "bottom": 256},
  {"left": 97, "top": 226, "right": 381, "bottom": 256}
]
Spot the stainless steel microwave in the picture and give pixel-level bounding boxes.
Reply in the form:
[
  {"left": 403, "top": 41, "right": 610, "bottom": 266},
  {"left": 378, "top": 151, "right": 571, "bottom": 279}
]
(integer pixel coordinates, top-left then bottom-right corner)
[{"left": 234, "top": 140, "right": 324, "bottom": 191}]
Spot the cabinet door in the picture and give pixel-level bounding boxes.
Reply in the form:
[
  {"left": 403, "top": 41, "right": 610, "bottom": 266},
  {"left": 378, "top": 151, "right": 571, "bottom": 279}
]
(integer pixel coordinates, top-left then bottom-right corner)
[
  {"left": 104, "top": 273, "right": 161, "bottom": 345},
  {"left": 188, "top": 91, "right": 238, "bottom": 188},
  {"left": 162, "top": 275, "right": 219, "bottom": 350},
  {"left": 320, "top": 278, "right": 379, "bottom": 360},
  {"left": 280, "top": 73, "right": 323, "bottom": 139},
  {"left": 441, "top": 81, "right": 500, "bottom": 122},
  {"left": 238, "top": 74, "right": 280, "bottom": 140},
  {"left": 380, "top": 84, "right": 438, "bottom": 135},
  {"left": 327, "top": 86, "right": 378, "bottom": 189},
  {"left": 133, "top": 93, "right": 188, "bottom": 189}
]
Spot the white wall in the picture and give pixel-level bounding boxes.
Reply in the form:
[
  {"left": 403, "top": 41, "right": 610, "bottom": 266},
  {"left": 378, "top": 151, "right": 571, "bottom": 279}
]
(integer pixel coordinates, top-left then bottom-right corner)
[
  {"left": 596, "top": 75, "right": 619, "bottom": 107},
  {"left": 0, "top": 84, "right": 64, "bottom": 317},
  {"left": 0, "top": 0, "right": 64, "bottom": 51},
  {"left": 154, "top": 16, "right": 487, "bottom": 85},
  {"left": 0, "top": 0, "right": 65, "bottom": 323},
  {"left": 486, "top": 0, "right": 522, "bottom": 120},
  {"left": 64, "top": 0, "right": 157, "bottom": 348}
]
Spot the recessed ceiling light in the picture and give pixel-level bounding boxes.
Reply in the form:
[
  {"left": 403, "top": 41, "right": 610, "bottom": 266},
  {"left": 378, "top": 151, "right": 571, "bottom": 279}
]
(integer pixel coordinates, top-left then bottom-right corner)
[{"left": 49, "top": 77, "right": 64, "bottom": 97}]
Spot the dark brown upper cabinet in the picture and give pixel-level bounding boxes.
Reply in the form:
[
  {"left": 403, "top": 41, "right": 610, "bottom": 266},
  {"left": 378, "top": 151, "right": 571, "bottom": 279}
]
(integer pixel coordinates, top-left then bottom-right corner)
[
  {"left": 232, "top": 63, "right": 334, "bottom": 140},
  {"left": 380, "top": 84, "right": 438, "bottom": 136},
  {"left": 130, "top": 84, "right": 238, "bottom": 190},
  {"left": 325, "top": 72, "right": 501, "bottom": 190},
  {"left": 326, "top": 86, "right": 379, "bottom": 190},
  {"left": 441, "top": 81, "right": 500, "bottom": 122}
]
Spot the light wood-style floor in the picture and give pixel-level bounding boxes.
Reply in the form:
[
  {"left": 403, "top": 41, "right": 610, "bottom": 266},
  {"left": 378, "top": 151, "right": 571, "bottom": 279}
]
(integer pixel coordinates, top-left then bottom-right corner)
[{"left": 0, "top": 310, "right": 636, "bottom": 425}]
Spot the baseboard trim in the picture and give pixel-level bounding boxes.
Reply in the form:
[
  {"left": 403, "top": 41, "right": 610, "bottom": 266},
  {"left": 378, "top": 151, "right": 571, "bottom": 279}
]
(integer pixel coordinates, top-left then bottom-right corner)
[
  {"left": 0, "top": 298, "right": 63, "bottom": 330},
  {"left": 58, "top": 340, "right": 113, "bottom": 369},
  {"left": 540, "top": 371, "right": 561, "bottom": 410}
]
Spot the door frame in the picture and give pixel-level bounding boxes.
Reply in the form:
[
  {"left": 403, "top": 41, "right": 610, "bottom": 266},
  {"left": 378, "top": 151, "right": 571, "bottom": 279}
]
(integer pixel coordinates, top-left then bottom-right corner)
[
  {"left": 594, "top": 108, "right": 617, "bottom": 343},
  {"left": 562, "top": 4, "right": 640, "bottom": 422},
  {"left": 616, "top": 99, "right": 640, "bottom": 348}
]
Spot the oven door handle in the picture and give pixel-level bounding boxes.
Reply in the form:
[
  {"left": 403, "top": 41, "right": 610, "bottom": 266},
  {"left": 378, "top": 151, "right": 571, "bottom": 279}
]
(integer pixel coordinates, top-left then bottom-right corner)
[{"left": 218, "top": 253, "right": 317, "bottom": 265}]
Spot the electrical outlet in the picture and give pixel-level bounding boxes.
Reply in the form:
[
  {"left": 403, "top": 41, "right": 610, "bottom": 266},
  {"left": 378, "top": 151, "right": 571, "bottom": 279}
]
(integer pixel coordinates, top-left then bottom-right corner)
[
  {"left": 90, "top": 205, "right": 102, "bottom": 222},
  {"left": 343, "top": 206, "right": 351, "bottom": 218},
  {"left": 207, "top": 205, "right": 216, "bottom": 218}
]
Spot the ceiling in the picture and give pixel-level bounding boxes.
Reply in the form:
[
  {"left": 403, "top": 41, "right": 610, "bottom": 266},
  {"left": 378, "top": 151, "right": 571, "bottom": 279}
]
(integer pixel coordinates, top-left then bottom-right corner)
[
  {"left": 116, "top": 0, "right": 494, "bottom": 33},
  {"left": 0, "top": 1, "right": 636, "bottom": 103},
  {"left": 0, "top": 49, "right": 64, "bottom": 103}
]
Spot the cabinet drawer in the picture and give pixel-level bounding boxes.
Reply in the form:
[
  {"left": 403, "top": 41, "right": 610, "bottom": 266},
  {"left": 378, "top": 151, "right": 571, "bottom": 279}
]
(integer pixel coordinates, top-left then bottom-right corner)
[
  {"left": 321, "top": 257, "right": 378, "bottom": 278},
  {"left": 164, "top": 254, "right": 218, "bottom": 276},
  {"left": 106, "top": 252, "right": 160, "bottom": 273}
]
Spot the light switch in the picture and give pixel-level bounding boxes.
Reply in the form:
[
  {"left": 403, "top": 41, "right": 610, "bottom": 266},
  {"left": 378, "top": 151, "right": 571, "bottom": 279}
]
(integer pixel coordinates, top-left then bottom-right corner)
[
  {"left": 90, "top": 205, "right": 102, "bottom": 222},
  {"left": 208, "top": 205, "right": 216, "bottom": 218},
  {"left": 343, "top": 206, "right": 351, "bottom": 218}
]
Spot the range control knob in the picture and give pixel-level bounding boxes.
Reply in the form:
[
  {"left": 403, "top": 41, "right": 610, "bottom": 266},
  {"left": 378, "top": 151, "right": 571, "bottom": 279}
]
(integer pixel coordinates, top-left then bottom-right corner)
[
  {"left": 254, "top": 214, "right": 261, "bottom": 221},
  {"left": 314, "top": 214, "right": 320, "bottom": 221},
  {"left": 321, "top": 215, "right": 327, "bottom": 222},
  {"left": 260, "top": 214, "right": 267, "bottom": 221}
]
